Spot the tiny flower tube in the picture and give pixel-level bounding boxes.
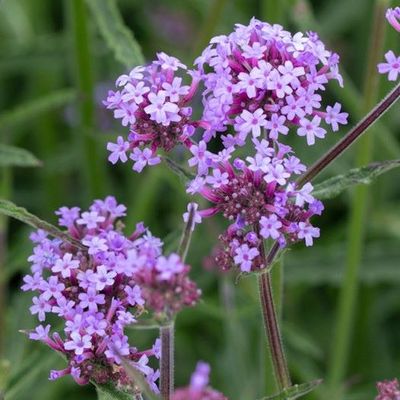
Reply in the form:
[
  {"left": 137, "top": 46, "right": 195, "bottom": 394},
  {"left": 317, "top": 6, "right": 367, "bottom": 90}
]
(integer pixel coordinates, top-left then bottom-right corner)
[{"left": 22, "top": 196, "right": 200, "bottom": 391}]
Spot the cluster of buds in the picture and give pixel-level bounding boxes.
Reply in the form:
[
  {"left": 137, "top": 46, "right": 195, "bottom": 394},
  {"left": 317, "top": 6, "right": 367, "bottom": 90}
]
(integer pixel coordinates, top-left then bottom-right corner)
[
  {"left": 378, "top": 7, "right": 400, "bottom": 81},
  {"left": 195, "top": 17, "right": 348, "bottom": 146},
  {"left": 375, "top": 378, "right": 400, "bottom": 400},
  {"left": 172, "top": 362, "right": 228, "bottom": 400},
  {"left": 188, "top": 140, "right": 322, "bottom": 272},
  {"left": 104, "top": 52, "right": 208, "bottom": 172},
  {"left": 22, "top": 196, "right": 199, "bottom": 390}
]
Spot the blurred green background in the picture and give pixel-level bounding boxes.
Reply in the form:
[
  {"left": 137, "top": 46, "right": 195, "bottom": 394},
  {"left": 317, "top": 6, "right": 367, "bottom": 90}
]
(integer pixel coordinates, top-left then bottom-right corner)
[{"left": 0, "top": 0, "right": 400, "bottom": 399}]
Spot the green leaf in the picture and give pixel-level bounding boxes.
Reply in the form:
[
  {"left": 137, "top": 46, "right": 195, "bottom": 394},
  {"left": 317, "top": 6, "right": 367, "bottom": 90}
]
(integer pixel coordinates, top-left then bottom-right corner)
[
  {"left": 259, "top": 379, "right": 322, "bottom": 400},
  {"left": 85, "top": 0, "right": 144, "bottom": 68},
  {"left": 0, "top": 199, "right": 85, "bottom": 250},
  {"left": 312, "top": 160, "right": 400, "bottom": 200},
  {"left": 0, "top": 89, "right": 76, "bottom": 131},
  {"left": 0, "top": 144, "right": 41, "bottom": 167},
  {"left": 95, "top": 383, "right": 136, "bottom": 400}
]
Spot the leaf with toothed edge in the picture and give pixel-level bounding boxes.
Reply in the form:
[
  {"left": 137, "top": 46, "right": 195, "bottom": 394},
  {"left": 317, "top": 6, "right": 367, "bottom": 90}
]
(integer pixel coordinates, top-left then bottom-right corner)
[
  {"left": 258, "top": 379, "right": 322, "bottom": 399},
  {"left": 312, "top": 159, "right": 400, "bottom": 200},
  {"left": 0, "top": 199, "right": 86, "bottom": 250}
]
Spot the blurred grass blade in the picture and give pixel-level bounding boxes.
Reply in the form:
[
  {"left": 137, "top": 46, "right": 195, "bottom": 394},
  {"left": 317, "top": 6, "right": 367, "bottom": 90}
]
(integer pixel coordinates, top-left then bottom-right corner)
[
  {"left": 0, "top": 89, "right": 76, "bottom": 132},
  {"left": 312, "top": 160, "right": 400, "bottom": 200},
  {"left": 0, "top": 144, "right": 42, "bottom": 168},
  {"left": 85, "top": 0, "right": 144, "bottom": 68},
  {"left": 0, "top": 359, "right": 10, "bottom": 399},
  {"left": 259, "top": 379, "right": 322, "bottom": 400},
  {"left": 163, "top": 156, "right": 195, "bottom": 182},
  {"left": 0, "top": 199, "right": 85, "bottom": 250},
  {"left": 95, "top": 383, "right": 138, "bottom": 400}
]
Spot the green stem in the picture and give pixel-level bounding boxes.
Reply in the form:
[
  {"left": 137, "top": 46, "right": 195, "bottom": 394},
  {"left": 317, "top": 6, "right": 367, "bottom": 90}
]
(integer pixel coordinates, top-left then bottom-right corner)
[
  {"left": 70, "top": 0, "right": 105, "bottom": 199},
  {"left": 0, "top": 167, "right": 11, "bottom": 356},
  {"left": 327, "top": 0, "right": 388, "bottom": 395},
  {"left": 177, "top": 203, "right": 195, "bottom": 262},
  {"left": 160, "top": 322, "right": 174, "bottom": 400}
]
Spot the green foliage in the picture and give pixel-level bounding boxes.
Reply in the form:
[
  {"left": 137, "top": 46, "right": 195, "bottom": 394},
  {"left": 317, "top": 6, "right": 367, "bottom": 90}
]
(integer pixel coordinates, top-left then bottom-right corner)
[
  {"left": 85, "top": 0, "right": 144, "bottom": 68},
  {"left": 0, "top": 89, "right": 76, "bottom": 131},
  {"left": 259, "top": 380, "right": 322, "bottom": 400},
  {"left": 312, "top": 160, "right": 400, "bottom": 200},
  {"left": 0, "top": 144, "right": 41, "bottom": 168},
  {"left": 0, "top": 199, "right": 85, "bottom": 250},
  {"left": 95, "top": 383, "right": 136, "bottom": 400}
]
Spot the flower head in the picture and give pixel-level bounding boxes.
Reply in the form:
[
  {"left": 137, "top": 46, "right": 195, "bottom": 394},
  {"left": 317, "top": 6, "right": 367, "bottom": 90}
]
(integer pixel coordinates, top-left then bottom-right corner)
[
  {"left": 195, "top": 18, "right": 347, "bottom": 148},
  {"left": 375, "top": 378, "right": 400, "bottom": 400},
  {"left": 104, "top": 53, "right": 206, "bottom": 172},
  {"left": 22, "top": 196, "right": 200, "bottom": 389}
]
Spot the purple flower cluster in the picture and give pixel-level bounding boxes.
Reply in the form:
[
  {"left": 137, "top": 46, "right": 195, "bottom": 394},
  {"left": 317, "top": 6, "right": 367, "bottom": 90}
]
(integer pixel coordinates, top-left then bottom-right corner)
[
  {"left": 172, "top": 362, "right": 228, "bottom": 400},
  {"left": 376, "top": 378, "right": 400, "bottom": 400},
  {"left": 104, "top": 52, "right": 206, "bottom": 172},
  {"left": 378, "top": 8, "right": 400, "bottom": 81},
  {"left": 195, "top": 18, "right": 347, "bottom": 146},
  {"left": 22, "top": 196, "right": 199, "bottom": 390},
  {"left": 187, "top": 140, "right": 322, "bottom": 272}
]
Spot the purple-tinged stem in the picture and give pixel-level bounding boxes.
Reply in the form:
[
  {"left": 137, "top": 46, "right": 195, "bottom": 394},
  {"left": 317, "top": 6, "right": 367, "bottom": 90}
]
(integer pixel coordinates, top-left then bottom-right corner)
[
  {"left": 160, "top": 322, "right": 174, "bottom": 400},
  {"left": 255, "top": 224, "right": 291, "bottom": 391},
  {"left": 297, "top": 81, "right": 400, "bottom": 187}
]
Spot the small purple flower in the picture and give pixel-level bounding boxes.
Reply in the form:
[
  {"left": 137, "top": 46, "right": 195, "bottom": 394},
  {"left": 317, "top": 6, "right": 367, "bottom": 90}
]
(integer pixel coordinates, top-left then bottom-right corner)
[
  {"left": 297, "top": 222, "right": 320, "bottom": 246},
  {"left": 155, "top": 254, "right": 184, "bottom": 280},
  {"left": 64, "top": 332, "right": 92, "bottom": 355},
  {"left": 124, "top": 285, "right": 145, "bottom": 307},
  {"left": 233, "top": 244, "right": 259, "bottom": 272},
  {"left": 234, "top": 109, "right": 267, "bottom": 138},
  {"left": 260, "top": 214, "right": 282, "bottom": 240},
  {"left": 29, "top": 324, "right": 51, "bottom": 340},
  {"left": 325, "top": 103, "right": 348, "bottom": 131},
  {"left": 82, "top": 236, "right": 108, "bottom": 255},
  {"left": 91, "top": 265, "right": 116, "bottom": 291},
  {"left": 183, "top": 202, "right": 202, "bottom": 231},
  {"left": 77, "top": 211, "right": 105, "bottom": 229},
  {"left": 378, "top": 51, "right": 400, "bottom": 81},
  {"left": 40, "top": 276, "right": 65, "bottom": 301},
  {"left": 78, "top": 287, "right": 105, "bottom": 312},
  {"left": 265, "top": 114, "right": 289, "bottom": 140},
  {"left": 52, "top": 253, "right": 79, "bottom": 278},
  {"left": 144, "top": 91, "right": 180, "bottom": 125},
  {"left": 55, "top": 207, "right": 81, "bottom": 228},
  {"left": 107, "top": 136, "right": 130, "bottom": 164},
  {"left": 130, "top": 148, "right": 161, "bottom": 173},
  {"left": 386, "top": 7, "right": 400, "bottom": 32},
  {"left": 297, "top": 116, "right": 326, "bottom": 145},
  {"left": 30, "top": 296, "right": 52, "bottom": 321}
]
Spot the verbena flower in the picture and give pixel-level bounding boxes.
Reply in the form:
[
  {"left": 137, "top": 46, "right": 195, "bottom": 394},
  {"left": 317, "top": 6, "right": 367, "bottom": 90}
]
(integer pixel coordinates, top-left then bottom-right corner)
[
  {"left": 172, "top": 361, "right": 228, "bottom": 400},
  {"left": 378, "top": 8, "right": 400, "bottom": 81},
  {"left": 22, "top": 196, "right": 200, "bottom": 390},
  {"left": 375, "top": 378, "right": 400, "bottom": 400},
  {"left": 195, "top": 18, "right": 347, "bottom": 147},
  {"left": 104, "top": 53, "right": 209, "bottom": 172},
  {"left": 187, "top": 141, "right": 322, "bottom": 272}
]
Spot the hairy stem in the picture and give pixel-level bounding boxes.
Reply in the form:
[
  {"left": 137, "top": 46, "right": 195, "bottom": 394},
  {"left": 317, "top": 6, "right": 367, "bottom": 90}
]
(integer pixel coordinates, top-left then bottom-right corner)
[
  {"left": 256, "top": 225, "right": 291, "bottom": 391},
  {"left": 258, "top": 271, "right": 291, "bottom": 391},
  {"left": 160, "top": 322, "right": 174, "bottom": 400},
  {"left": 327, "top": 1, "right": 388, "bottom": 395}
]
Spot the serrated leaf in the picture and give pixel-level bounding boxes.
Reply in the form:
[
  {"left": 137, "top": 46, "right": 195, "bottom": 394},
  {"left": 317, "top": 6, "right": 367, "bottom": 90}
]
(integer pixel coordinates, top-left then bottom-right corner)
[
  {"left": 95, "top": 383, "right": 136, "bottom": 400},
  {"left": 0, "top": 89, "right": 76, "bottom": 131},
  {"left": 259, "top": 379, "right": 322, "bottom": 400},
  {"left": 0, "top": 199, "right": 85, "bottom": 250},
  {"left": 85, "top": 0, "right": 144, "bottom": 68},
  {"left": 0, "top": 144, "right": 41, "bottom": 167},
  {"left": 312, "top": 160, "right": 400, "bottom": 200}
]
